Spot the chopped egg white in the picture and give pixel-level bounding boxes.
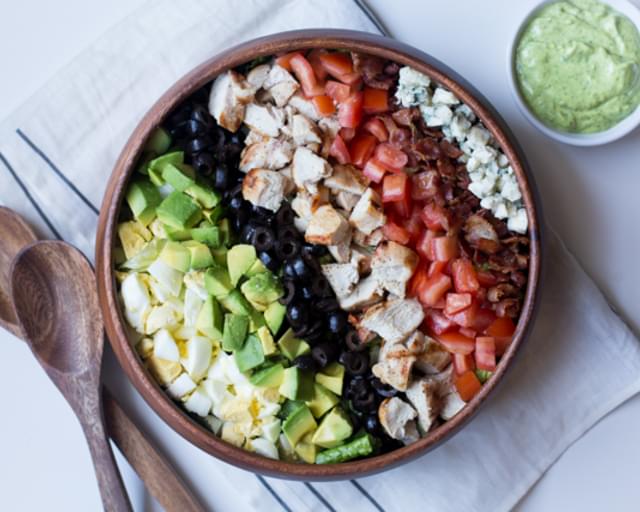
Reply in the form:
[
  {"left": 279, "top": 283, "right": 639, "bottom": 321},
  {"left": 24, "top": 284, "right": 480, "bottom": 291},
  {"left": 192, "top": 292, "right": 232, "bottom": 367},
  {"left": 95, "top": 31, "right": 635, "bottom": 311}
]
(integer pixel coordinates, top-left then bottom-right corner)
[
  {"left": 184, "top": 336, "right": 213, "bottom": 382},
  {"left": 183, "top": 387, "right": 212, "bottom": 417},
  {"left": 167, "top": 373, "right": 197, "bottom": 399},
  {"left": 153, "top": 329, "right": 180, "bottom": 362}
]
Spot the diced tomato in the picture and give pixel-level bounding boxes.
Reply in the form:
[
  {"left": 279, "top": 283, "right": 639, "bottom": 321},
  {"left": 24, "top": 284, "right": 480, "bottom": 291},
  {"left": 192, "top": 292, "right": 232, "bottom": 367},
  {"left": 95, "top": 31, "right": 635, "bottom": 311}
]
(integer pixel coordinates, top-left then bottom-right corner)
[
  {"left": 455, "top": 371, "right": 482, "bottom": 402},
  {"left": 423, "top": 308, "right": 457, "bottom": 335},
  {"left": 307, "top": 49, "right": 329, "bottom": 81},
  {"left": 416, "top": 229, "right": 437, "bottom": 260},
  {"left": 445, "top": 293, "right": 472, "bottom": 315},
  {"left": 363, "top": 118, "right": 389, "bottom": 142},
  {"left": 411, "top": 170, "right": 440, "bottom": 201},
  {"left": 336, "top": 72, "right": 362, "bottom": 85},
  {"left": 428, "top": 260, "right": 447, "bottom": 277},
  {"left": 494, "top": 336, "right": 512, "bottom": 356},
  {"left": 329, "top": 135, "right": 350, "bottom": 164},
  {"left": 446, "top": 299, "right": 478, "bottom": 328},
  {"left": 382, "top": 220, "right": 411, "bottom": 245},
  {"left": 476, "top": 269, "right": 499, "bottom": 287},
  {"left": 275, "top": 52, "right": 302, "bottom": 70},
  {"left": 419, "top": 272, "right": 452, "bottom": 307},
  {"left": 459, "top": 327, "right": 477, "bottom": 338},
  {"left": 432, "top": 236, "right": 459, "bottom": 262},
  {"left": 289, "top": 54, "right": 324, "bottom": 97},
  {"left": 382, "top": 173, "right": 408, "bottom": 203},
  {"left": 374, "top": 143, "right": 408, "bottom": 172},
  {"left": 363, "top": 87, "right": 389, "bottom": 114},
  {"left": 338, "top": 92, "right": 364, "bottom": 128},
  {"left": 436, "top": 331, "right": 475, "bottom": 355},
  {"left": 311, "top": 95, "right": 335, "bottom": 116},
  {"left": 363, "top": 158, "right": 387, "bottom": 183},
  {"left": 408, "top": 266, "right": 428, "bottom": 298},
  {"left": 452, "top": 259, "right": 480, "bottom": 293},
  {"left": 471, "top": 308, "right": 496, "bottom": 333},
  {"left": 339, "top": 127, "right": 356, "bottom": 142},
  {"left": 350, "top": 134, "right": 378, "bottom": 167},
  {"left": 421, "top": 202, "right": 450, "bottom": 231},
  {"left": 432, "top": 297, "right": 446, "bottom": 309},
  {"left": 475, "top": 336, "right": 497, "bottom": 371},
  {"left": 453, "top": 353, "right": 475, "bottom": 375},
  {"left": 319, "top": 52, "right": 354, "bottom": 77},
  {"left": 403, "top": 206, "right": 423, "bottom": 241},
  {"left": 325, "top": 80, "right": 352, "bottom": 103},
  {"left": 485, "top": 316, "right": 516, "bottom": 338},
  {"left": 386, "top": 192, "right": 411, "bottom": 218}
]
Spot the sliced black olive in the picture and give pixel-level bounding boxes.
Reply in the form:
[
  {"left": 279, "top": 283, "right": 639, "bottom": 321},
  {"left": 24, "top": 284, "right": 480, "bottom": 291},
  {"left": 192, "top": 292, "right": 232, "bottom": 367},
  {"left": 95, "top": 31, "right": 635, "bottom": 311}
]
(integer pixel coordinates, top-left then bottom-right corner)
[
  {"left": 184, "top": 119, "right": 206, "bottom": 137},
  {"left": 186, "top": 136, "right": 213, "bottom": 155},
  {"left": 364, "top": 414, "right": 382, "bottom": 435},
  {"left": 228, "top": 132, "right": 242, "bottom": 145},
  {"left": 283, "top": 260, "right": 297, "bottom": 280},
  {"left": 311, "top": 341, "right": 339, "bottom": 368},
  {"left": 293, "top": 355, "right": 317, "bottom": 372},
  {"left": 304, "top": 319, "right": 324, "bottom": 342},
  {"left": 231, "top": 215, "right": 246, "bottom": 233},
  {"left": 317, "top": 297, "right": 340, "bottom": 312},
  {"left": 258, "top": 250, "right": 279, "bottom": 272},
  {"left": 192, "top": 152, "right": 214, "bottom": 176},
  {"left": 346, "top": 376, "right": 368, "bottom": 399},
  {"left": 240, "top": 224, "right": 257, "bottom": 245},
  {"left": 276, "top": 237, "right": 301, "bottom": 260},
  {"left": 353, "top": 391, "right": 377, "bottom": 413},
  {"left": 251, "top": 204, "right": 272, "bottom": 218},
  {"left": 302, "top": 243, "right": 327, "bottom": 258},
  {"left": 167, "top": 105, "right": 192, "bottom": 127},
  {"left": 327, "top": 311, "right": 347, "bottom": 334},
  {"left": 252, "top": 226, "right": 275, "bottom": 252},
  {"left": 228, "top": 195, "right": 245, "bottom": 211},
  {"left": 310, "top": 276, "right": 331, "bottom": 298},
  {"left": 370, "top": 376, "right": 397, "bottom": 398},
  {"left": 293, "top": 323, "right": 309, "bottom": 338},
  {"left": 300, "top": 285, "right": 314, "bottom": 300},
  {"left": 191, "top": 104, "right": 213, "bottom": 128},
  {"left": 213, "top": 164, "right": 230, "bottom": 190},
  {"left": 276, "top": 204, "right": 296, "bottom": 226},
  {"left": 286, "top": 303, "right": 308, "bottom": 327},
  {"left": 345, "top": 330, "right": 366, "bottom": 352},
  {"left": 278, "top": 225, "right": 298, "bottom": 241},
  {"left": 340, "top": 351, "right": 369, "bottom": 376},
  {"left": 291, "top": 256, "right": 311, "bottom": 280},
  {"left": 278, "top": 281, "right": 296, "bottom": 305}
]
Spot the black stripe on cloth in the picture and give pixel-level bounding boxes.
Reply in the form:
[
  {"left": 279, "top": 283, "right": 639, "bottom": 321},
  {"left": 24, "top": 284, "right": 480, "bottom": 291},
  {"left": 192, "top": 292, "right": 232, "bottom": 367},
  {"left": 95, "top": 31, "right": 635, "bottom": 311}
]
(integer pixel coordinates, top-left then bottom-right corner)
[
  {"left": 350, "top": 480, "right": 385, "bottom": 512},
  {"left": 256, "top": 475, "right": 293, "bottom": 512},
  {"left": 16, "top": 129, "right": 100, "bottom": 215},
  {"left": 0, "top": 152, "right": 62, "bottom": 240},
  {"left": 304, "top": 482, "right": 337, "bottom": 512},
  {"left": 352, "top": 0, "right": 390, "bottom": 36}
]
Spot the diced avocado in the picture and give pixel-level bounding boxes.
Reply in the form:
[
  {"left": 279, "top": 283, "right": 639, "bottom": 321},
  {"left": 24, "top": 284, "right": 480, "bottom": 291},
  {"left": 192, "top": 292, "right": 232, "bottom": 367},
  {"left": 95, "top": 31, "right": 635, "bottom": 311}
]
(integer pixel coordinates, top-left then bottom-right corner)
[
  {"left": 191, "top": 225, "right": 220, "bottom": 248},
  {"left": 245, "top": 258, "right": 267, "bottom": 276},
  {"left": 156, "top": 191, "right": 202, "bottom": 230},
  {"left": 248, "top": 309, "right": 266, "bottom": 332},
  {"left": 279, "top": 400, "right": 305, "bottom": 420},
  {"left": 163, "top": 224, "right": 192, "bottom": 241},
  {"left": 159, "top": 240, "right": 191, "bottom": 272},
  {"left": 148, "top": 151, "right": 184, "bottom": 172},
  {"left": 277, "top": 329, "right": 310, "bottom": 361},
  {"left": 185, "top": 181, "right": 221, "bottom": 209},
  {"left": 282, "top": 404, "right": 317, "bottom": 447},
  {"left": 218, "top": 218, "right": 231, "bottom": 246},
  {"left": 196, "top": 296, "right": 223, "bottom": 341},
  {"left": 306, "top": 384, "right": 339, "bottom": 419},
  {"left": 315, "top": 434, "right": 376, "bottom": 464},
  {"left": 295, "top": 432, "right": 318, "bottom": 463},
  {"left": 315, "top": 362, "right": 345, "bottom": 396},
  {"left": 240, "top": 273, "right": 283, "bottom": 311},
  {"left": 202, "top": 205, "right": 224, "bottom": 225},
  {"left": 144, "top": 127, "right": 172, "bottom": 155},
  {"left": 161, "top": 162, "right": 196, "bottom": 192},
  {"left": 256, "top": 326, "right": 277, "bottom": 356},
  {"left": 183, "top": 241, "right": 214, "bottom": 270},
  {"left": 219, "top": 289, "right": 252, "bottom": 316},
  {"left": 136, "top": 152, "right": 154, "bottom": 176},
  {"left": 149, "top": 166, "right": 165, "bottom": 187},
  {"left": 234, "top": 334, "right": 265, "bottom": 372},
  {"left": 126, "top": 179, "right": 162, "bottom": 226},
  {"left": 264, "top": 302, "right": 286, "bottom": 336},
  {"left": 249, "top": 363, "right": 284, "bottom": 388},
  {"left": 227, "top": 245, "right": 257, "bottom": 286},
  {"left": 113, "top": 246, "right": 126, "bottom": 266},
  {"left": 279, "top": 367, "right": 314, "bottom": 401},
  {"left": 204, "top": 266, "right": 233, "bottom": 298},
  {"left": 211, "top": 247, "right": 228, "bottom": 266},
  {"left": 118, "top": 220, "right": 152, "bottom": 259},
  {"left": 221, "top": 313, "right": 249, "bottom": 352},
  {"left": 311, "top": 406, "right": 353, "bottom": 449}
]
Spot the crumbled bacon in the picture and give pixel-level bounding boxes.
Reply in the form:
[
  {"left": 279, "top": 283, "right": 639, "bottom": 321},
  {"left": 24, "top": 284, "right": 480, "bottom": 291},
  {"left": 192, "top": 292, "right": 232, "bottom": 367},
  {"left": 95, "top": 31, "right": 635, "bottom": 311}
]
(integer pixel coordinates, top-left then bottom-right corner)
[
  {"left": 464, "top": 214, "right": 500, "bottom": 254},
  {"left": 351, "top": 52, "right": 396, "bottom": 89}
]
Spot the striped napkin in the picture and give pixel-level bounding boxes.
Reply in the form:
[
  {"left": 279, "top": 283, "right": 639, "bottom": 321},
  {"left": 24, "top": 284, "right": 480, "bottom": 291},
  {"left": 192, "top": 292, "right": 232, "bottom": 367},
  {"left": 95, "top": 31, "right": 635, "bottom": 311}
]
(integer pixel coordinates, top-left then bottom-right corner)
[{"left": 2, "top": 1, "right": 640, "bottom": 511}]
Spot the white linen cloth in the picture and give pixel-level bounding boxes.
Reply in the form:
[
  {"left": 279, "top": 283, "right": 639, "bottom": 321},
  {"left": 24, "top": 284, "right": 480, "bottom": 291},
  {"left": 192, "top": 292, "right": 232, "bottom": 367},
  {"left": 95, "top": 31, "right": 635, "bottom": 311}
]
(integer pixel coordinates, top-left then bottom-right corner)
[{"left": 1, "top": 0, "right": 639, "bottom": 511}]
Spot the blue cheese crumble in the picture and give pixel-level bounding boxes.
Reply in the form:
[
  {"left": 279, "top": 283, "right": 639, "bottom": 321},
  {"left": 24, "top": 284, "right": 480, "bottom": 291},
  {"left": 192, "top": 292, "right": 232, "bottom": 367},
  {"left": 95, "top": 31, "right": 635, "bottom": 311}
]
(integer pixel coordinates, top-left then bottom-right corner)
[{"left": 395, "top": 67, "right": 528, "bottom": 234}]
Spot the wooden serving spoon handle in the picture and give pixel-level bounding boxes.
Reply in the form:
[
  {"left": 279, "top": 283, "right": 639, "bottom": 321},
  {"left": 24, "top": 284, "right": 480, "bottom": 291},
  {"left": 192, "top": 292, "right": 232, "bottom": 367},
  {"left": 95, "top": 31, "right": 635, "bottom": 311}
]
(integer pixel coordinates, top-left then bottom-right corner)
[{"left": 103, "top": 389, "right": 205, "bottom": 512}]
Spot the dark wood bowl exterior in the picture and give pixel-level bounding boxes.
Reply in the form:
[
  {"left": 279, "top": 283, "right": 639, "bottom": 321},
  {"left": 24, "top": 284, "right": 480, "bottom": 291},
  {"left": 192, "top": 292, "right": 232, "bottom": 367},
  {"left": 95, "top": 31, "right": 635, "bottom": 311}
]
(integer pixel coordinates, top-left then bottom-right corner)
[{"left": 96, "top": 30, "right": 542, "bottom": 480}]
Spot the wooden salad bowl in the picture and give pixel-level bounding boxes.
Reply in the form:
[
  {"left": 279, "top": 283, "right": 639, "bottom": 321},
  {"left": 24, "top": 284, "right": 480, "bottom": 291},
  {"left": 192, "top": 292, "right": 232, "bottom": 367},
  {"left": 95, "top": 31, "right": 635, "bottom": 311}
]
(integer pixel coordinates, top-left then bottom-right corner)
[{"left": 96, "top": 30, "right": 543, "bottom": 480}]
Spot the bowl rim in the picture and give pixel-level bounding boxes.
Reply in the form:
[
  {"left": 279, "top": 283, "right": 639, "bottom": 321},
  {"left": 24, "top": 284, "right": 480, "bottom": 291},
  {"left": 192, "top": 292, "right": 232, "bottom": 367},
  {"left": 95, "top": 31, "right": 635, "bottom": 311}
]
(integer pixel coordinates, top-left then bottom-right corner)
[
  {"left": 96, "top": 29, "right": 543, "bottom": 480},
  {"left": 506, "top": 0, "right": 640, "bottom": 146}
]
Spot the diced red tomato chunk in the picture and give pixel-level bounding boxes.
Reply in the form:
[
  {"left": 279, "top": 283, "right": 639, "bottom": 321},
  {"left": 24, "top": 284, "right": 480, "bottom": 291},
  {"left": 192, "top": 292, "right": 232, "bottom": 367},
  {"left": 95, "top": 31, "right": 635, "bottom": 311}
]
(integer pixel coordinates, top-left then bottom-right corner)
[
  {"left": 445, "top": 293, "right": 472, "bottom": 315},
  {"left": 363, "top": 87, "right": 389, "bottom": 114},
  {"left": 419, "top": 272, "right": 452, "bottom": 307},
  {"left": 338, "top": 92, "right": 364, "bottom": 128},
  {"left": 363, "top": 158, "right": 387, "bottom": 183},
  {"left": 472, "top": 308, "right": 497, "bottom": 333},
  {"left": 455, "top": 371, "right": 482, "bottom": 402},
  {"left": 475, "top": 336, "right": 497, "bottom": 371},
  {"left": 411, "top": 171, "right": 440, "bottom": 201},
  {"left": 374, "top": 143, "right": 408, "bottom": 171},
  {"left": 311, "top": 95, "right": 335, "bottom": 116},
  {"left": 350, "top": 134, "right": 378, "bottom": 167},
  {"left": 423, "top": 308, "right": 457, "bottom": 335},
  {"left": 432, "top": 236, "right": 459, "bottom": 262},
  {"left": 382, "top": 221, "right": 411, "bottom": 245},
  {"left": 476, "top": 269, "right": 499, "bottom": 287},
  {"left": 451, "top": 259, "right": 480, "bottom": 293},
  {"left": 307, "top": 49, "right": 329, "bottom": 81},
  {"left": 421, "top": 202, "right": 450, "bottom": 231},
  {"left": 329, "top": 135, "right": 350, "bottom": 164},
  {"left": 494, "top": 336, "right": 512, "bottom": 356},
  {"left": 485, "top": 316, "right": 516, "bottom": 338},
  {"left": 437, "top": 331, "right": 475, "bottom": 355},
  {"left": 416, "top": 229, "right": 437, "bottom": 261},
  {"left": 319, "top": 52, "right": 354, "bottom": 77},
  {"left": 339, "top": 127, "right": 356, "bottom": 142},
  {"left": 445, "top": 299, "right": 478, "bottom": 328},
  {"left": 325, "top": 80, "right": 352, "bottom": 103},
  {"left": 275, "top": 52, "right": 301, "bottom": 70},
  {"left": 336, "top": 72, "right": 361, "bottom": 85},
  {"left": 363, "top": 118, "right": 389, "bottom": 142},
  {"left": 453, "top": 353, "right": 475, "bottom": 375},
  {"left": 382, "top": 173, "right": 409, "bottom": 203},
  {"left": 289, "top": 54, "right": 324, "bottom": 97}
]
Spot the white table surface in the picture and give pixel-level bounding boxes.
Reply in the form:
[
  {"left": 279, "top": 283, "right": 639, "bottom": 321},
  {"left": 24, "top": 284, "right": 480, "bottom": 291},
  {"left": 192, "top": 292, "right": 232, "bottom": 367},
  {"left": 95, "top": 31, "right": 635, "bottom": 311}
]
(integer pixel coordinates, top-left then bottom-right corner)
[{"left": 1, "top": 0, "right": 639, "bottom": 510}]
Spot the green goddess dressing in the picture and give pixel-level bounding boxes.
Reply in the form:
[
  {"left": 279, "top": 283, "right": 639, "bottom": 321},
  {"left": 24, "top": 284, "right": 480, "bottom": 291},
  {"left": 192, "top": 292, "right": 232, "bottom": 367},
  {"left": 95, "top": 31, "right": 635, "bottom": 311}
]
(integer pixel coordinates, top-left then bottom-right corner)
[{"left": 516, "top": 0, "right": 640, "bottom": 133}]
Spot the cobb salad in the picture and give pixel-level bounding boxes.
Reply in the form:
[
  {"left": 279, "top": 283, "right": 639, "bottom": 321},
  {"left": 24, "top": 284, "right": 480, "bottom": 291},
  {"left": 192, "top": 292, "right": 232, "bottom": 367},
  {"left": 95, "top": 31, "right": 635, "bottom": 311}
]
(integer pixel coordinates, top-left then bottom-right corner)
[{"left": 115, "top": 49, "right": 530, "bottom": 464}]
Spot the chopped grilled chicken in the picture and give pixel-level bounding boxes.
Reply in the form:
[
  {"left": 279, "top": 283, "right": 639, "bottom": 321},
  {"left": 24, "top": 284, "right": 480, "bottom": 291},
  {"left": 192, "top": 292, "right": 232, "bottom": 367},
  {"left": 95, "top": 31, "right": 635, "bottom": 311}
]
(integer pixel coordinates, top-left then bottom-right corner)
[
  {"left": 405, "top": 378, "right": 441, "bottom": 433},
  {"left": 239, "top": 138, "right": 294, "bottom": 172},
  {"left": 379, "top": 397, "right": 419, "bottom": 445},
  {"left": 350, "top": 246, "right": 372, "bottom": 274},
  {"left": 361, "top": 298, "right": 425, "bottom": 343},
  {"left": 321, "top": 263, "right": 360, "bottom": 298},
  {"left": 208, "top": 70, "right": 255, "bottom": 132},
  {"left": 242, "top": 169, "right": 287, "bottom": 212},
  {"left": 304, "top": 204, "right": 351, "bottom": 245},
  {"left": 440, "top": 388, "right": 466, "bottom": 420},
  {"left": 349, "top": 188, "right": 385, "bottom": 235},
  {"left": 334, "top": 190, "right": 360, "bottom": 212},
  {"left": 246, "top": 64, "right": 271, "bottom": 89},
  {"left": 338, "top": 275, "right": 383, "bottom": 311},
  {"left": 288, "top": 93, "right": 321, "bottom": 121},
  {"left": 243, "top": 103, "right": 286, "bottom": 137},
  {"left": 292, "top": 147, "right": 332, "bottom": 193},
  {"left": 372, "top": 341, "right": 416, "bottom": 391},
  {"left": 291, "top": 114, "right": 323, "bottom": 146},
  {"left": 414, "top": 336, "right": 451, "bottom": 374},
  {"left": 324, "top": 164, "right": 369, "bottom": 195},
  {"left": 370, "top": 241, "right": 419, "bottom": 298}
]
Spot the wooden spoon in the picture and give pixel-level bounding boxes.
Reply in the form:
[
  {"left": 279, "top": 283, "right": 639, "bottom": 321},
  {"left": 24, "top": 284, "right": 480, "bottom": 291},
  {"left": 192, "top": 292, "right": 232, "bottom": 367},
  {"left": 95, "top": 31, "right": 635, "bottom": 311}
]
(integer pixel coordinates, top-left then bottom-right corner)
[
  {"left": 11, "top": 241, "right": 133, "bottom": 511},
  {"left": 0, "top": 208, "right": 205, "bottom": 512}
]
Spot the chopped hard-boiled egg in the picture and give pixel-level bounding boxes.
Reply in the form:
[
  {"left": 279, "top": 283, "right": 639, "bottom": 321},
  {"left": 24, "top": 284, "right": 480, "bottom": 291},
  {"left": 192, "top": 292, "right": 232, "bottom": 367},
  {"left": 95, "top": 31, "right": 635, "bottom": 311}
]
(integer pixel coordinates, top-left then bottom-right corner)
[
  {"left": 153, "top": 329, "right": 180, "bottom": 362},
  {"left": 183, "top": 387, "right": 212, "bottom": 417},
  {"left": 184, "top": 336, "right": 213, "bottom": 382},
  {"left": 167, "top": 373, "right": 197, "bottom": 399}
]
